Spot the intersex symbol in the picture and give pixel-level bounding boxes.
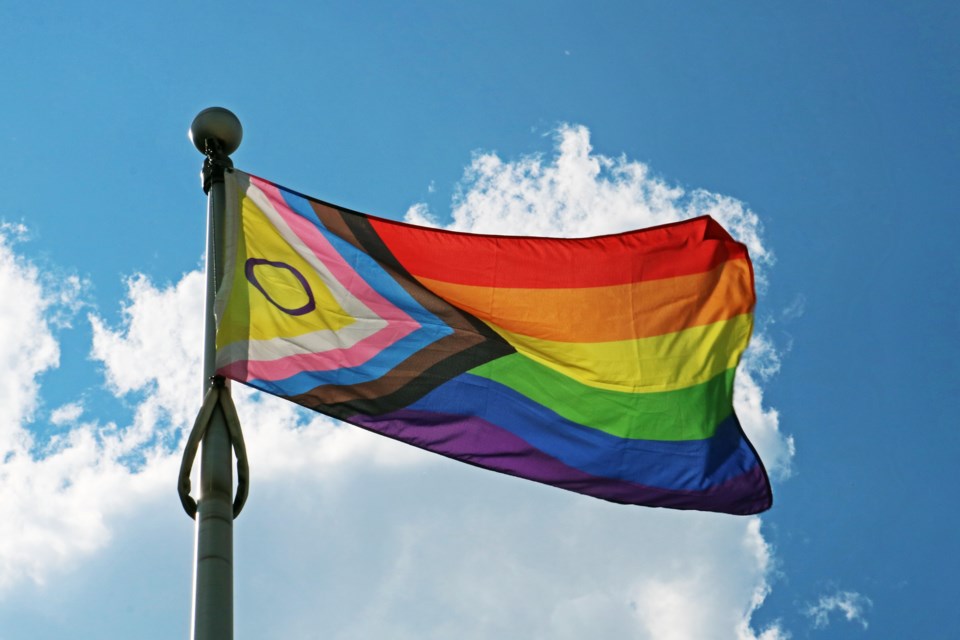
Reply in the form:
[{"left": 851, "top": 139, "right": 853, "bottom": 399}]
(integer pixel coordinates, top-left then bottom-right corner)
[{"left": 244, "top": 258, "right": 317, "bottom": 316}]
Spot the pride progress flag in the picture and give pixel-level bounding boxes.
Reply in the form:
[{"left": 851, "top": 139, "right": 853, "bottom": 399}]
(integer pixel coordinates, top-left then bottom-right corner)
[{"left": 215, "top": 169, "right": 772, "bottom": 515}]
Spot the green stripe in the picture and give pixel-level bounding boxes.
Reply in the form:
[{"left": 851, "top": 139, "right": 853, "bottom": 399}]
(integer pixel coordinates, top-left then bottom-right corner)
[{"left": 469, "top": 353, "right": 735, "bottom": 441}]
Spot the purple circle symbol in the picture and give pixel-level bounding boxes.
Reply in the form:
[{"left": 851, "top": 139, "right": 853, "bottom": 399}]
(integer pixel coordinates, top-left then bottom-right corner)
[{"left": 245, "top": 258, "right": 317, "bottom": 316}]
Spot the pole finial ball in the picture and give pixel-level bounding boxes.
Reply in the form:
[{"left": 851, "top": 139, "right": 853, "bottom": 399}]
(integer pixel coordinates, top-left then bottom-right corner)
[{"left": 189, "top": 107, "right": 243, "bottom": 156}]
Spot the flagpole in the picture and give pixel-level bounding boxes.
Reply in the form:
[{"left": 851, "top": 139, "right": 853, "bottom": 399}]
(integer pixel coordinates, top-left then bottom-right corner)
[{"left": 189, "top": 107, "right": 243, "bottom": 640}]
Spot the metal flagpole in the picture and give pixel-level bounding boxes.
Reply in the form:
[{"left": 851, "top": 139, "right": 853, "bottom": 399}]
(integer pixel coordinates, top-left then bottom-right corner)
[{"left": 187, "top": 107, "right": 243, "bottom": 640}]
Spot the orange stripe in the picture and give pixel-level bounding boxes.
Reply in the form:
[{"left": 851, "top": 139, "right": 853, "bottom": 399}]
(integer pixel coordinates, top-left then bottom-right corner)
[{"left": 416, "top": 258, "right": 754, "bottom": 342}]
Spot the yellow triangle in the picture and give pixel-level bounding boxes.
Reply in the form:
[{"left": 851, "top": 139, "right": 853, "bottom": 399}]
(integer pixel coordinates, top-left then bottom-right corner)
[{"left": 219, "top": 196, "right": 356, "bottom": 346}]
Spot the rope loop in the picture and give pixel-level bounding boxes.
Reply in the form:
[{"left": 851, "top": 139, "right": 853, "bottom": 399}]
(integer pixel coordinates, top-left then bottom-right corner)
[{"left": 177, "top": 376, "right": 250, "bottom": 519}]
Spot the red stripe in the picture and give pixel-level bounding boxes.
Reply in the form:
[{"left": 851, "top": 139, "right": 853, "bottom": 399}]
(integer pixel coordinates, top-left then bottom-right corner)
[{"left": 369, "top": 215, "right": 748, "bottom": 287}]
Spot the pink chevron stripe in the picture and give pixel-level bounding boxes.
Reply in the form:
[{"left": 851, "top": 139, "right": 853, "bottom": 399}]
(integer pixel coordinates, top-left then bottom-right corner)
[
  {"left": 254, "top": 176, "right": 409, "bottom": 323},
  {"left": 219, "top": 319, "right": 421, "bottom": 382}
]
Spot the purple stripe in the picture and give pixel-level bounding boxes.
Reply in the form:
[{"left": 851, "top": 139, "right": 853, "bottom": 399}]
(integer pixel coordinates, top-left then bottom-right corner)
[{"left": 350, "top": 409, "right": 772, "bottom": 515}]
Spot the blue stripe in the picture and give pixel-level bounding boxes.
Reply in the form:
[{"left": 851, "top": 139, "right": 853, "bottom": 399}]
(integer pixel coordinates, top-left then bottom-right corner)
[
  {"left": 405, "top": 373, "right": 760, "bottom": 491},
  {"left": 247, "top": 321, "right": 453, "bottom": 396},
  {"left": 280, "top": 188, "right": 443, "bottom": 328}
]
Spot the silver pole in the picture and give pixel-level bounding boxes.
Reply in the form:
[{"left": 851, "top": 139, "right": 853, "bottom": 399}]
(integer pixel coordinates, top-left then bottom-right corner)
[{"left": 189, "top": 107, "right": 243, "bottom": 640}]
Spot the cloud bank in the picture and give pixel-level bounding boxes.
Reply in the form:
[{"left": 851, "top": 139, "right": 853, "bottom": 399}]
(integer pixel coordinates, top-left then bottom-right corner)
[
  {"left": 0, "top": 125, "right": 794, "bottom": 639},
  {"left": 0, "top": 233, "right": 166, "bottom": 590}
]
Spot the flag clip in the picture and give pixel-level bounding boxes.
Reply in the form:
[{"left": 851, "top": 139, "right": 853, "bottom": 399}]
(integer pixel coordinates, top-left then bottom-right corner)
[{"left": 200, "top": 138, "right": 235, "bottom": 194}]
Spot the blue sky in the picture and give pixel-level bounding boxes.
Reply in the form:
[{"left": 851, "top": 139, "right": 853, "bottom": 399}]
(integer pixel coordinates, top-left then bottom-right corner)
[{"left": 0, "top": 2, "right": 957, "bottom": 638}]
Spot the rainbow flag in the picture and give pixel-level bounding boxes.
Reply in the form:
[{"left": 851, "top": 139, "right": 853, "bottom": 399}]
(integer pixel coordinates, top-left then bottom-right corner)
[{"left": 216, "top": 169, "right": 772, "bottom": 514}]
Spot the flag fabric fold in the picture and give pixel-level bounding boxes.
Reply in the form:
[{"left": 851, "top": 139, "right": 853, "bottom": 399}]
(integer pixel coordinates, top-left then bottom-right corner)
[{"left": 216, "top": 168, "right": 772, "bottom": 514}]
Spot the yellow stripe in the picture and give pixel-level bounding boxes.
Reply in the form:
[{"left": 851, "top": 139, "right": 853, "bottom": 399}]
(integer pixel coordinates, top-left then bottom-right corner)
[{"left": 486, "top": 313, "right": 754, "bottom": 392}]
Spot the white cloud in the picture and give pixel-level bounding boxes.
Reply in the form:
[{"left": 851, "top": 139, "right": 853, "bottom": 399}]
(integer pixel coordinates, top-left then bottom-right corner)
[
  {"left": 49, "top": 402, "right": 84, "bottom": 425},
  {"left": 805, "top": 590, "right": 872, "bottom": 630},
  {"left": 781, "top": 294, "right": 807, "bottom": 321},
  {"left": 0, "top": 230, "right": 168, "bottom": 590},
  {"left": 90, "top": 272, "right": 206, "bottom": 431},
  {"left": 0, "top": 221, "right": 29, "bottom": 241},
  {"left": 737, "top": 333, "right": 794, "bottom": 480},
  {"left": 0, "top": 233, "right": 59, "bottom": 451},
  {"left": 0, "top": 125, "right": 796, "bottom": 639},
  {"left": 230, "top": 467, "right": 790, "bottom": 640},
  {"left": 42, "top": 272, "right": 88, "bottom": 329}
]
